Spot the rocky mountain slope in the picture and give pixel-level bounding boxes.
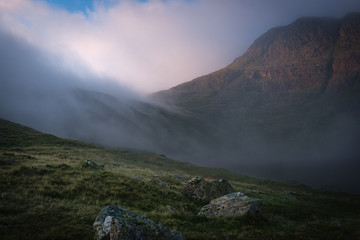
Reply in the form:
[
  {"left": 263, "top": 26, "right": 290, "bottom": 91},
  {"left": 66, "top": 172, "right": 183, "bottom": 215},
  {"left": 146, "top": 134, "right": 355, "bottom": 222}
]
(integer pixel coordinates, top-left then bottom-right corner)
[
  {"left": 156, "top": 12, "right": 360, "bottom": 102},
  {"left": 153, "top": 13, "right": 360, "bottom": 192}
]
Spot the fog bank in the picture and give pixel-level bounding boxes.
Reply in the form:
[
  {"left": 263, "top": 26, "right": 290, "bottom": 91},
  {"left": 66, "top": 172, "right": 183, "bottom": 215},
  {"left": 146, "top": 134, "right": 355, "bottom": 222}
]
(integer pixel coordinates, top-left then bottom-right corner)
[{"left": 1, "top": 9, "right": 360, "bottom": 193}]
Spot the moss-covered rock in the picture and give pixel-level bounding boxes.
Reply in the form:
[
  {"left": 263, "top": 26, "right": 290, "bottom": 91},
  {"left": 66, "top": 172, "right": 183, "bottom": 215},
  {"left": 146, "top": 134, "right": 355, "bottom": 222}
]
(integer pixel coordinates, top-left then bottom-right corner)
[
  {"left": 93, "top": 205, "right": 186, "bottom": 240},
  {"left": 184, "top": 177, "right": 234, "bottom": 203}
]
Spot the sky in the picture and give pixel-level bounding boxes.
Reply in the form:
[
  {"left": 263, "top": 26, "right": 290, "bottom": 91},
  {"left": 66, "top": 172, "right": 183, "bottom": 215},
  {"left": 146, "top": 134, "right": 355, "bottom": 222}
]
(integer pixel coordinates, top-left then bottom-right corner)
[{"left": 0, "top": 0, "right": 360, "bottom": 93}]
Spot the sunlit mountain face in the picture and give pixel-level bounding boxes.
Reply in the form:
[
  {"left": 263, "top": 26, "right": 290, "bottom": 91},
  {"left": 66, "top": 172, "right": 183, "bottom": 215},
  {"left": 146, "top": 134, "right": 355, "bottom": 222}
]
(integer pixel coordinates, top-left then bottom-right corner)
[{"left": 1, "top": 0, "right": 360, "bottom": 193}]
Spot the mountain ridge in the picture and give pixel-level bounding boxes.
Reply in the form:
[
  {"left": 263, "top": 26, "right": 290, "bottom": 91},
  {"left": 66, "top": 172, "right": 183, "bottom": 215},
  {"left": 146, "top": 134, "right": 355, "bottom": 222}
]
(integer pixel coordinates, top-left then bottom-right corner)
[{"left": 154, "top": 12, "right": 360, "bottom": 103}]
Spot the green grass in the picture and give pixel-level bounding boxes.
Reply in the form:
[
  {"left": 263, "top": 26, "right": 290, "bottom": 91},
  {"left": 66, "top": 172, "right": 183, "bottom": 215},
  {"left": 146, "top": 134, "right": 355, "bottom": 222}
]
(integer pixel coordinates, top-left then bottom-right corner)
[{"left": 0, "top": 118, "right": 359, "bottom": 240}]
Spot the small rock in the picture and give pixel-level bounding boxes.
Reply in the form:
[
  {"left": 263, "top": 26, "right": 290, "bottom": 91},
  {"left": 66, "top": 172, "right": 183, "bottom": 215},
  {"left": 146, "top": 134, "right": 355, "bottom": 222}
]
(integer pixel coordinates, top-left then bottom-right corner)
[
  {"left": 84, "top": 160, "right": 104, "bottom": 169},
  {"left": 198, "top": 192, "right": 262, "bottom": 218},
  {"left": 281, "top": 192, "right": 298, "bottom": 199},
  {"left": 93, "top": 205, "right": 186, "bottom": 240},
  {"left": 11, "top": 147, "right": 23, "bottom": 152},
  {"left": 173, "top": 174, "right": 185, "bottom": 180},
  {"left": 166, "top": 205, "right": 179, "bottom": 214},
  {"left": 333, "top": 219, "right": 343, "bottom": 228},
  {"left": 188, "top": 176, "right": 203, "bottom": 183},
  {"left": 184, "top": 177, "right": 234, "bottom": 203},
  {"left": 152, "top": 178, "right": 169, "bottom": 188},
  {"left": 131, "top": 176, "right": 144, "bottom": 181}
]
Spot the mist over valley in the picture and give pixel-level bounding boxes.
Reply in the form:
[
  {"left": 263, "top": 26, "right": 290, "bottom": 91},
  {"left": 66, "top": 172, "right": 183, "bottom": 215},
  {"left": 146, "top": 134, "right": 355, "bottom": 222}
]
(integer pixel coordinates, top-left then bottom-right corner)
[{"left": 1, "top": 13, "right": 360, "bottom": 193}]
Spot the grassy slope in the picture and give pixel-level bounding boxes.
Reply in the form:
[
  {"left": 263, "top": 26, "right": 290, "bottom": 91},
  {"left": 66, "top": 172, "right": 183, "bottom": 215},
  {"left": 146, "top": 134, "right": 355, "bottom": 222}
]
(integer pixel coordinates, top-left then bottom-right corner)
[{"left": 0, "top": 118, "right": 359, "bottom": 240}]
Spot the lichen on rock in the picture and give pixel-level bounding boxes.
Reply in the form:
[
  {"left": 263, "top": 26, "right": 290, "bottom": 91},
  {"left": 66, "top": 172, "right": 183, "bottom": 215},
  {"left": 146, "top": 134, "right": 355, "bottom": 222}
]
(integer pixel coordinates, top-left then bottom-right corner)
[
  {"left": 93, "top": 205, "right": 186, "bottom": 240},
  {"left": 198, "top": 192, "right": 262, "bottom": 218}
]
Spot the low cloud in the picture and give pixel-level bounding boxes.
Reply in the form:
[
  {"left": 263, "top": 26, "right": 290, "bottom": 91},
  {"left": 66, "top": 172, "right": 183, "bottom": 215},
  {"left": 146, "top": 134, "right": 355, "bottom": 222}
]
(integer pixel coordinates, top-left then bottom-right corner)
[
  {"left": 1, "top": 0, "right": 359, "bottom": 92},
  {"left": 0, "top": 27, "right": 206, "bottom": 156},
  {"left": 1, "top": 0, "right": 360, "bottom": 192}
]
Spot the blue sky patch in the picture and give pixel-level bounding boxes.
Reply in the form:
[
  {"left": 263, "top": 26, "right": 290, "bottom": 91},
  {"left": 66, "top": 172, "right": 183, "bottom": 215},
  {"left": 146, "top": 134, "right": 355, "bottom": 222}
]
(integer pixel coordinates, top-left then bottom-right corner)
[
  {"left": 36, "top": 0, "right": 95, "bottom": 14},
  {"left": 33, "top": 0, "right": 164, "bottom": 14},
  {"left": 33, "top": 0, "right": 196, "bottom": 14}
]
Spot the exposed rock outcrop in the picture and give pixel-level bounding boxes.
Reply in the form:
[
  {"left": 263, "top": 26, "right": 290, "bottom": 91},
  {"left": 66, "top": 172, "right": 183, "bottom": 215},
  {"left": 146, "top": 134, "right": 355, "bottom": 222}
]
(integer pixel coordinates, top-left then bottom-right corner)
[
  {"left": 198, "top": 192, "right": 262, "bottom": 218},
  {"left": 184, "top": 177, "right": 234, "bottom": 203},
  {"left": 93, "top": 205, "right": 186, "bottom": 240}
]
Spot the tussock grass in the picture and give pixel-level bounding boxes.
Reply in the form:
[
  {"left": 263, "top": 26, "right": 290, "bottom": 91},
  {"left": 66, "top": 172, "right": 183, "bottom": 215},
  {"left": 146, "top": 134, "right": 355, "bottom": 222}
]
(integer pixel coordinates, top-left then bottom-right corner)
[{"left": 0, "top": 118, "right": 359, "bottom": 239}]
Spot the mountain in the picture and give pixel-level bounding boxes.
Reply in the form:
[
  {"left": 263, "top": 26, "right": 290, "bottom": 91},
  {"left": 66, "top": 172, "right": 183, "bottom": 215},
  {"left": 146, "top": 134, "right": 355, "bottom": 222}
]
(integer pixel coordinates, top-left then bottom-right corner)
[
  {"left": 153, "top": 13, "right": 360, "bottom": 192},
  {"left": 155, "top": 12, "right": 360, "bottom": 103}
]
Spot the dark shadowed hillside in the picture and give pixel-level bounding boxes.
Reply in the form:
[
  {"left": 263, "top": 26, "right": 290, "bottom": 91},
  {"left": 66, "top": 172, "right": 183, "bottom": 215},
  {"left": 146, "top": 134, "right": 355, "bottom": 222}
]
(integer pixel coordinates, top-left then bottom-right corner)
[{"left": 1, "top": 118, "right": 360, "bottom": 240}]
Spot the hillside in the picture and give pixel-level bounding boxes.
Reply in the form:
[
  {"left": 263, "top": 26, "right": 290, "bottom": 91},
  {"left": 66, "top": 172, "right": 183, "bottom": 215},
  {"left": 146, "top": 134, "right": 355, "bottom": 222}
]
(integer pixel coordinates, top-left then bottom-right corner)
[{"left": 1, "top": 118, "right": 360, "bottom": 239}]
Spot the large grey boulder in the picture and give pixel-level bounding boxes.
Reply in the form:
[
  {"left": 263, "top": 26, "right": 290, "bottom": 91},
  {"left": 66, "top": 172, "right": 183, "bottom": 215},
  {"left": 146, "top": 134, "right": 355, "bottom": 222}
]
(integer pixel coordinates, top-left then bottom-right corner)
[
  {"left": 198, "top": 192, "right": 262, "bottom": 218},
  {"left": 184, "top": 177, "right": 234, "bottom": 203},
  {"left": 93, "top": 205, "right": 186, "bottom": 240}
]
